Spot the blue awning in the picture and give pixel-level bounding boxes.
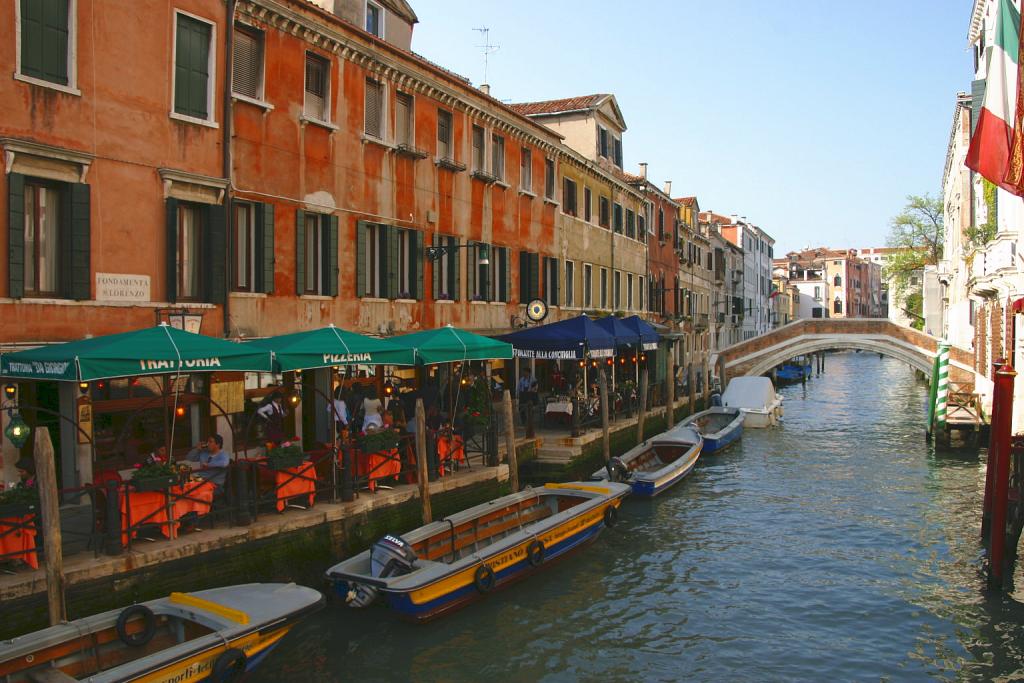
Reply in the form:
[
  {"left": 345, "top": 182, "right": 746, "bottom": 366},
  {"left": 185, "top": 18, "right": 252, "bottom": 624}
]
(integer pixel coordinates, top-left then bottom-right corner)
[
  {"left": 497, "top": 315, "right": 617, "bottom": 359},
  {"left": 621, "top": 315, "right": 660, "bottom": 350},
  {"left": 593, "top": 316, "right": 642, "bottom": 347}
]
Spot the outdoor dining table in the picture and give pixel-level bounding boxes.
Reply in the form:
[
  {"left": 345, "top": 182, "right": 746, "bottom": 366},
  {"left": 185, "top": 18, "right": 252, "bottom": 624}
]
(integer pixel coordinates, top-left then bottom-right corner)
[
  {"left": 0, "top": 514, "right": 38, "bottom": 569},
  {"left": 355, "top": 448, "right": 402, "bottom": 491},
  {"left": 436, "top": 433, "right": 465, "bottom": 476},
  {"left": 274, "top": 461, "right": 317, "bottom": 512},
  {"left": 121, "top": 479, "right": 215, "bottom": 545}
]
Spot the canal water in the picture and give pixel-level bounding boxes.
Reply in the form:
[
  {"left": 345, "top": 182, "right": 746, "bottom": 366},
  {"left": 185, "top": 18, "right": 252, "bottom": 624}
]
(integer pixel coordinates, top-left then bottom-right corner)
[{"left": 253, "top": 352, "right": 1024, "bottom": 681}]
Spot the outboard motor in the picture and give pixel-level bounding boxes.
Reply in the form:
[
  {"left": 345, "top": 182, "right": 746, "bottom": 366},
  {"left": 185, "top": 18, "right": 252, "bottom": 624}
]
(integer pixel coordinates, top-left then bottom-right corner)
[
  {"left": 346, "top": 535, "right": 418, "bottom": 607},
  {"left": 606, "top": 457, "right": 630, "bottom": 484},
  {"left": 709, "top": 392, "right": 723, "bottom": 407}
]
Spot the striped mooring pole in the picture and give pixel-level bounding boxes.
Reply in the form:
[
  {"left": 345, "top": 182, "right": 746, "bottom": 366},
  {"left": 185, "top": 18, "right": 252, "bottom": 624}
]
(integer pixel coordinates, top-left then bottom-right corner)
[{"left": 934, "top": 342, "right": 951, "bottom": 430}]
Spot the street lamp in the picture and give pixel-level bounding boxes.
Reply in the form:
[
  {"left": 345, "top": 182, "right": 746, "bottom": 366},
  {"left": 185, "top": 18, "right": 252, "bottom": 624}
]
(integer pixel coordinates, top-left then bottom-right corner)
[
  {"left": 425, "top": 242, "right": 489, "bottom": 265},
  {"left": 4, "top": 411, "right": 29, "bottom": 449}
]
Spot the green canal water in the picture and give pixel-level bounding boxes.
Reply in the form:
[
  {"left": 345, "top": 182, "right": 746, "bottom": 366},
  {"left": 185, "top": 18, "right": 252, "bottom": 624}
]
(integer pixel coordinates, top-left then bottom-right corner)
[{"left": 253, "top": 352, "right": 1024, "bottom": 681}]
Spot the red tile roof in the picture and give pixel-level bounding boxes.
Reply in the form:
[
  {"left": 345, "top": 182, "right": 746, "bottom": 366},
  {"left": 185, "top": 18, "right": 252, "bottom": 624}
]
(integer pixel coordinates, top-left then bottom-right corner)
[
  {"left": 674, "top": 197, "right": 697, "bottom": 206},
  {"left": 508, "top": 94, "right": 609, "bottom": 116}
]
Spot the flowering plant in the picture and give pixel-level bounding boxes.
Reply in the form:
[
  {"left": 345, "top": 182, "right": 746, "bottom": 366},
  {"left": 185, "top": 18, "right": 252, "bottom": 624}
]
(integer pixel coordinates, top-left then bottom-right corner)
[
  {"left": 0, "top": 485, "right": 38, "bottom": 507},
  {"left": 398, "top": 291, "right": 413, "bottom": 299},
  {"left": 471, "top": 294, "right": 486, "bottom": 302},
  {"left": 358, "top": 429, "right": 400, "bottom": 454},
  {"left": 267, "top": 438, "right": 305, "bottom": 470},
  {"left": 437, "top": 292, "right": 453, "bottom": 301}
]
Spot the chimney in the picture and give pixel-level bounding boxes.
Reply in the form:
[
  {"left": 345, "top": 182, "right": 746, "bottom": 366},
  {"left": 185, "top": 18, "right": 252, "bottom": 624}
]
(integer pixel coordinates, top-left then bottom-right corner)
[
  {"left": 663, "top": 180, "right": 672, "bottom": 195},
  {"left": 638, "top": 162, "right": 648, "bottom": 179},
  {"left": 730, "top": 214, "right": 739, "bottom": 224},
  {"left": 480, "top": 84, "right": 491, "bottom": 96}
]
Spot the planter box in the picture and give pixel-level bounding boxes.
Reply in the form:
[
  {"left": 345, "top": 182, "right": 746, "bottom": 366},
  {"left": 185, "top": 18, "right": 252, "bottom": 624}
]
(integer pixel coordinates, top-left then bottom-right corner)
[
  {"left": 0, "top": 502, "right": 37, "bottom": 518},
  {"left": 267, "top": 453, "right": 306, "bottom": 471},
  {"left": 130, "top": 475, "right": 178, "bottom": 492}
]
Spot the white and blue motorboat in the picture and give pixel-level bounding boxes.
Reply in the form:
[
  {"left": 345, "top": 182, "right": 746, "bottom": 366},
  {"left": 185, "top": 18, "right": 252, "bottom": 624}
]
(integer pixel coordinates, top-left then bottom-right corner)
[
  {"left": 592, "top": 424, "right": 703, "bottom": 497},
  {"left": 679, "top": 406, "right": 744, "bottom": 454}
]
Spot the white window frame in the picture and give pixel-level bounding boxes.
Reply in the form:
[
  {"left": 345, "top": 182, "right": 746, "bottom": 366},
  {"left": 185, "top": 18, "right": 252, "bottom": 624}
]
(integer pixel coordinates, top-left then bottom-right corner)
[
  {"left": 363, "top": 76, "right": 386, "bottom": 140},
  {"left": 365, "top": 0, "right": 385, "bottom": 38},
  {"left": 471, "top": 124, "right": 487, "bottom": 173},
  {"left": 395, "top": 90, "right": 414, "bottom": 147},
  {"left": 639, "top": 275, "right": 645, "bottom": 311},
  {"left": 233, "top": 200, "right": 257, "bottom": 292},
  {"left": 520, "top": 147, "right": 532, "bottom": 192},
  {"left": 302, "top": 51, "right": 332, "bottom": 126},
  {"left": 170, "top": 9, "right": 218, "bottom": 128},
  {"left": 627, "top": 273, "right": 634, "bottom": 311},
  {"left": 600, "top": 267, "right": 608, "bottom": 309},
  {"left": 231, "top": 22, "right": 269, "bottom": 107},
  {"left": 491, "top": 133, "right": 505, "bottom": 181},
  {"left": 14, "top": 0, "right": 80, "bottom": 96}
]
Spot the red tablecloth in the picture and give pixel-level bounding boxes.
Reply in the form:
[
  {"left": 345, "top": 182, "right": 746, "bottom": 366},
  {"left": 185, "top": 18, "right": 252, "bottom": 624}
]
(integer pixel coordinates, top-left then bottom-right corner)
[
  {"left": 121, "top": 480, "right": 216, "bottom": 544},
  {"left": 275, "top": 462, "right": 317, "bottom": 512},
  {"left": 357, "top": 448, "right": 402, "bottom": 491},
  {"left": 0, "top": 515, "right": 37, "bottom": 569},
  {"left": 171, "top": 480, "right": 215, "bottom": 518},
  {"left": 437, "top": 435, "right": 465, "bottom": 476}
]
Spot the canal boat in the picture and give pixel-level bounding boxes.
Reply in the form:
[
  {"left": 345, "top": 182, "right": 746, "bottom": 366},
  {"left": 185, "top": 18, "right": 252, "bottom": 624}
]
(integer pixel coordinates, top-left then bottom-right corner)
[
  {"left": 325, "top": 481, "right": 630, "bottom": 621},
  {"left": 591, "top": 424, "right": 703, "bottom": 496},
  {"left": 679, "top": 406, "right": 744, "bottom": 454},
  {"left": 721, "top": 376, "right": 783, "bottom": 428},
  {"left": 0, "top": 583, "right": 323, "bottom": 683}
]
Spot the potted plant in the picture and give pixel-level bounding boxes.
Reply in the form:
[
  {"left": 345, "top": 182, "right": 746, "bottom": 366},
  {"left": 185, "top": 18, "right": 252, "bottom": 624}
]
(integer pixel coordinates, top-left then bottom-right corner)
[
  {"left": 266, "top": 439, "right": 305, "bottom": 470},
  {"left": 130, "top": 461, "right": 183, "bottom": 492},
  {"left": 0, "top": 486, "right": 39, "bottom": 518},
  {"left": 358, "top": 428, "right": 400, "bottom": 454}
]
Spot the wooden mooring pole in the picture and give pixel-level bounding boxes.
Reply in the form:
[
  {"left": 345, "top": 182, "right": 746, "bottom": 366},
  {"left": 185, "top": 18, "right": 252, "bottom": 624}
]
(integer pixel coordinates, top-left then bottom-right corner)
[
  {"left": 987, "top": 363, "right": 1016, "bottom": 589},
  {"left": 982, "top": 359, "right": 1006, "bottom": 539},
  {"left": 502, "top": 390, "right": 519, "bottom": 492},
  {"left": 665, "top": 343, "right": 675, "bottom": 427},
  {"left": 414, "top": 399, "right": 432, "bottom": 525},
  {"left": 598, "top": 369, "right": 610, "bottom": 466},
  {"left": 636, "top": 368, "right": 648, "bottom": 444},
  {"left": 34, "top": 427, "right": 67, "bottom": 625}
]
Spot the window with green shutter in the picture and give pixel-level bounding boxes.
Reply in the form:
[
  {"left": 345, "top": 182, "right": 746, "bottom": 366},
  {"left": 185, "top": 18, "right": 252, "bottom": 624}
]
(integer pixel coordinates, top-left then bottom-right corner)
[
  {"left": 431, "top": 235, "right": 460, "bottom": 301},
  {"left": 9, "top": 174, "right": 90, "bottom": 300},
  {"left": 174, "top": 13, "right": 212, "bottom": 120},
  {"left": 19, "top": 0, "right": 70, "bottom": 86}
]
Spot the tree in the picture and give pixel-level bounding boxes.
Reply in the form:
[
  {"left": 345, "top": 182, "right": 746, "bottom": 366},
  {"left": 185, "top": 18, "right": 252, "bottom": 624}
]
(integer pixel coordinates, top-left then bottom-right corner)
[{"left": 883, "top": 194, "right": 944, "bottom": 330}]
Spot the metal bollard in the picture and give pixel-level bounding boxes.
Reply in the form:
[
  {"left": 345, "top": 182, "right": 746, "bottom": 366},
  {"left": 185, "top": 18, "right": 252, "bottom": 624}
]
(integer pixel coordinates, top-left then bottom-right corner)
[{"left": 341, "top": 446, "right": 355, "bottom": 502}]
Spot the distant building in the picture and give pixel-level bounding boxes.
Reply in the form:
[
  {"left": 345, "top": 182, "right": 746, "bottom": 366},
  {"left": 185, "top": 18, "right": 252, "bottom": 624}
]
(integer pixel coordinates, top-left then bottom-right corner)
[{"left": 711, "top": 213, "right": 775, "bottom": 340}]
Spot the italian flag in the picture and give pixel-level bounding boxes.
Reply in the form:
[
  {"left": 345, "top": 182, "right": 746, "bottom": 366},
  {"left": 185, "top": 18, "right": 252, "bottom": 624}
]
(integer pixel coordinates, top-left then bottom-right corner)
[{"left": 966, "top": 0, "right": 1021, "bottom": 192}]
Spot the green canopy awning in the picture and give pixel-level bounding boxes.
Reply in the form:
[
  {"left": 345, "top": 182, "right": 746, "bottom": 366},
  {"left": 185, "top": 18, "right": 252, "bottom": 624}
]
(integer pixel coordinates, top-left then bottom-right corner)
[
  {"left": 246, "top": 325, "right": 417, "bottom": 371},
  {"left": 390, "top": 326, "right": 513, "bottom": 364},
  {"left": 0, "top": 325, "right": 274, "bottom": 381}
]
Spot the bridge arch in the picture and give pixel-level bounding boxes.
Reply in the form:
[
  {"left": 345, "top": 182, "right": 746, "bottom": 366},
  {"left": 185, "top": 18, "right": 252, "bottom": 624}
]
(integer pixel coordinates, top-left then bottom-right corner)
[{"left": 718, "top": 319, "right": 974, "bottom": 388}]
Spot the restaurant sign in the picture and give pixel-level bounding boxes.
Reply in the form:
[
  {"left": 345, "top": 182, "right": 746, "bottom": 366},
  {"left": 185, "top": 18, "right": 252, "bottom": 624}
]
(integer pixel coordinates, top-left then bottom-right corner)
[{"left": 96, "top": 273, "right": 150, "bottom": 302}]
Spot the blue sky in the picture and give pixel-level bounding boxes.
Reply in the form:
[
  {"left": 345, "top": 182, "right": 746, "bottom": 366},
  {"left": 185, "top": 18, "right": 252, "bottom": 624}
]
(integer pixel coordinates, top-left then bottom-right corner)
[{"left": 409, "top": 0, "right": 974, "bottom": 254}]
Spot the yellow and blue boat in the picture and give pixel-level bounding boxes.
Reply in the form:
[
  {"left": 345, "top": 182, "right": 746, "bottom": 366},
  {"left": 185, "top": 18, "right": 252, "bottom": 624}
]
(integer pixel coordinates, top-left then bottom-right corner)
[
  {"left": 326, "top": 481, "right": 630, "bottom": 621},
  {"left": 0, "top": 583, "right": 323, "bottom": 682}
]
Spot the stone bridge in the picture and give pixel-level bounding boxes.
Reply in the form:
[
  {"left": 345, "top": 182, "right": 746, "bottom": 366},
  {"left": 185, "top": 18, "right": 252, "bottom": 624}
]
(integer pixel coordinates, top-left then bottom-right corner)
[{"left": 718, "top": 319, "right": 975, "bottom": 389}]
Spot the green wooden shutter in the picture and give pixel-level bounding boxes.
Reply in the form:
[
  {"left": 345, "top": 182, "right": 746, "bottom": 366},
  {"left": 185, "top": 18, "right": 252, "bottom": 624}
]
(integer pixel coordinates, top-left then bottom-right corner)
[
  {"left": 519, "top": 250, "right": 530, "bottom": 303},
  {"left": 529, "top": 252, "right": 540, "bottom": 301},
  {"left": 503, "top": 248, "right": 511, "bottom": 303},
  {"left": 411, "top": 230, "right": 423, "bottom": 300},
  {"left": 257, "top": 203, "right": 275, "bottom": 294},
  {"left": 205, "top": 203, "right": 226, "bottom": 303},
  {"left": 325, "top": 215, "right": 338, "bottom": 296},
  {"left": 451, "top": 238, "right": 460, "bottom": 301},
  {"left": 466, "top": 241, "right": 476, "bottom": 300},
  {"left": 480, "top": 243, "right": 490, "bottom": 301},
  {"left": 551, "top": 259, "right": 560, "bottom": 307},
  {"left": 295, "top": 209, "right": 305, "bottom": 295},
  {"left": 7, "top": 173, "right": 25, "bottom": 299},
  {"left": 386, "top": 227, "right": 399, "bottom": 299},
  {"left": 68, "top": 183, "right": 90, "bottom": 300},
  {"left": 175, "top": 14, "right": 210, "bottom": 119},
  {"left": 355, "top": 221, "right": 368, "bottom": 297},
  {"left": 20, "top": 0, "right": 69, "bottom": 85},
  {"left": 166, "top": 198, "right": 179, "bottom": 303},
  {"left": 971, "top": 79, "right": 986, "bottom": 134},
  {"left": 431, "top": 235, "right": 440, "bottom": 299}
]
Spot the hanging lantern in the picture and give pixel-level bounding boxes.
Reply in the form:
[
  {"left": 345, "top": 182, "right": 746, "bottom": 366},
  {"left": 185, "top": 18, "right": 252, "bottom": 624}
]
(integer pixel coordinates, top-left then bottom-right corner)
[
  {"left": 78, "top": 382, "right": 90, "bottom": 394},
  {"left": 4, "top": 412, "right": 30, "bottom": 449},
  {"left": 175, "top": 406, "right": 187, "bottom": 418},
  {"left": 578, "top": 360, "right": 585, "bottom": 368},
  {"left": 3, "top": 384, "right": 16, "bottom": 400}
]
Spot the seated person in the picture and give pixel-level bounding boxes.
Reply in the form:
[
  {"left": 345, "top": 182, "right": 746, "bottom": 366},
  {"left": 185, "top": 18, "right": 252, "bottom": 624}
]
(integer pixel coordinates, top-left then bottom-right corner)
[{"left": 186, "top": 434, "right": 229, "bottom": 490}]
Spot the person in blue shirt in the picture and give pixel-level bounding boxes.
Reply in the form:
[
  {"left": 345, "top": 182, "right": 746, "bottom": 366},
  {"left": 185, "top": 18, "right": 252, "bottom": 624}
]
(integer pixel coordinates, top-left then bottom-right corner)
[{"left": 186, "top": 434, "right": 229, "bottom": 490}]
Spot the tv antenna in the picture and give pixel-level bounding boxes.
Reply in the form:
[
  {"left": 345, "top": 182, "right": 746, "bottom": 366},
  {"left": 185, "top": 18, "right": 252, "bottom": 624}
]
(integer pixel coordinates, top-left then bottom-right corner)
[{"left": 473, "top": 26, "right": 499, "bottom": 85}]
